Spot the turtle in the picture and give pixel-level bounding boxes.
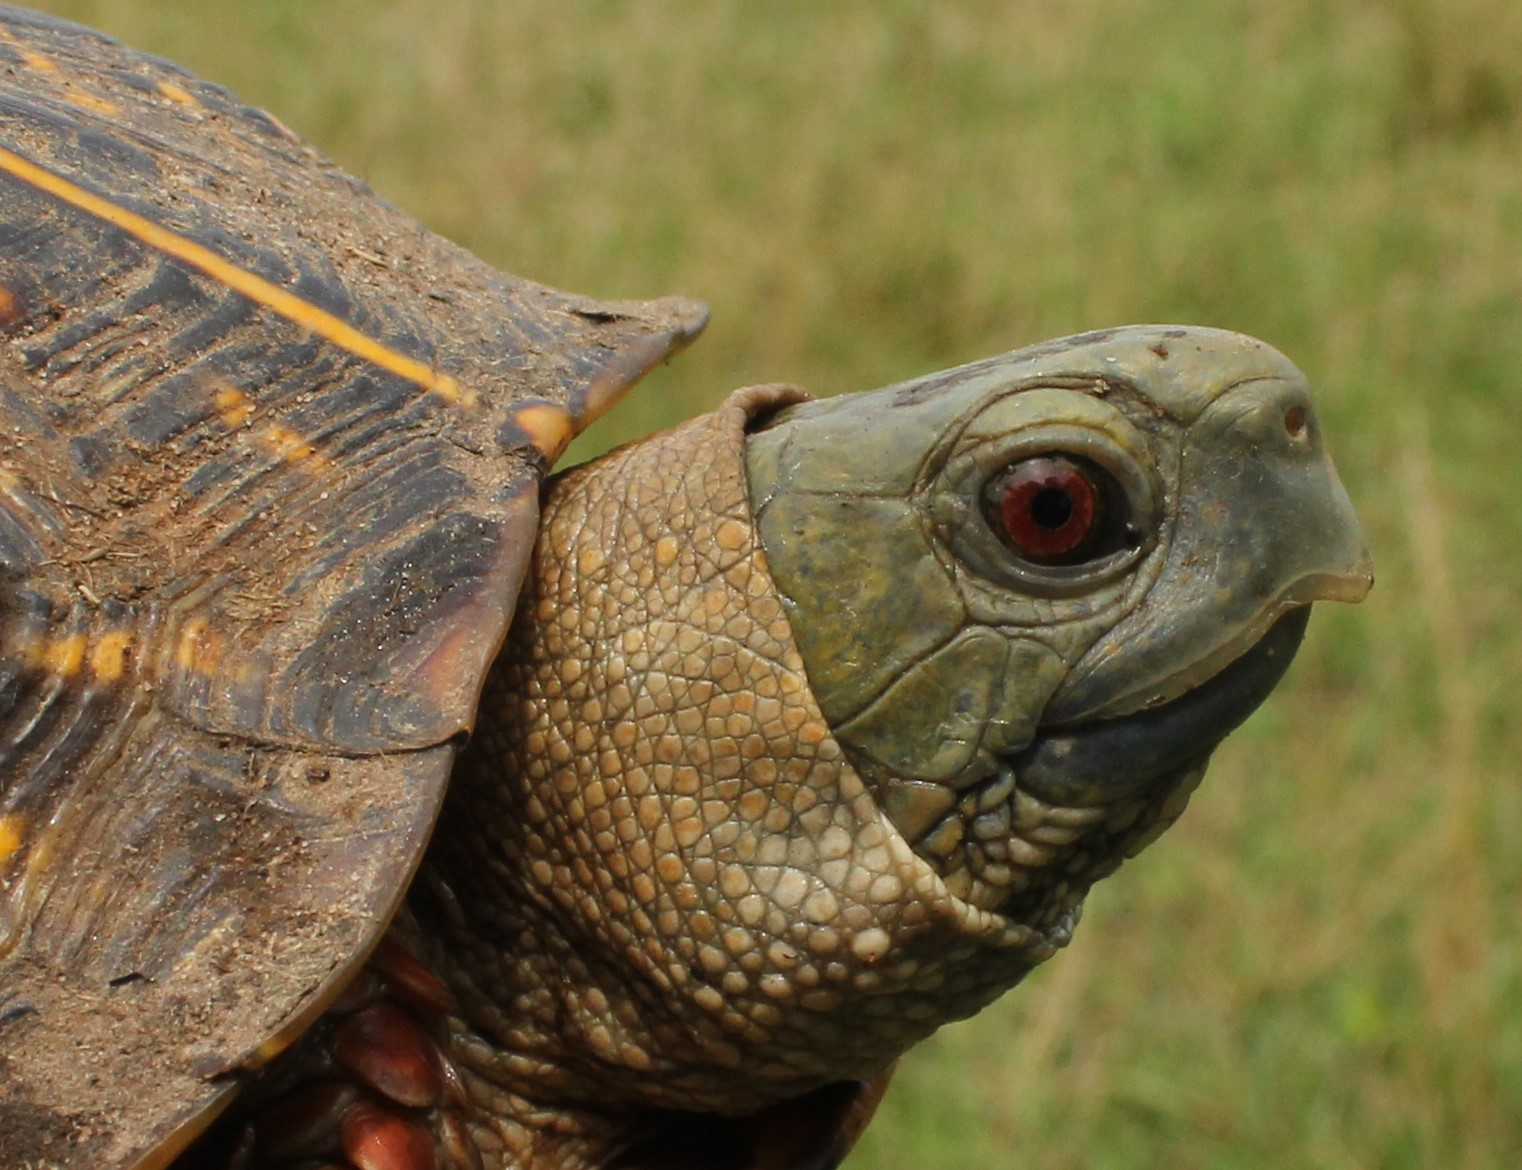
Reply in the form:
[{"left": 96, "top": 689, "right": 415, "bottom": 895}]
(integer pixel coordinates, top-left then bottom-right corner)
[{"left": 0, "top": 6, "right": 1374, "bottom": 1170}]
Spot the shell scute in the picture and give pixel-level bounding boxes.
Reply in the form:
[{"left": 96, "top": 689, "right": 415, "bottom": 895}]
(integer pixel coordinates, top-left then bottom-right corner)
[{"left": 0, "top": 7, "right": 706, "bottom": 1166}]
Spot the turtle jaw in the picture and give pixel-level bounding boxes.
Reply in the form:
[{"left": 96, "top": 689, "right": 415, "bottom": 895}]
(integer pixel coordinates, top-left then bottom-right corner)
[{"left": 888, "top": 607, "right": 1314, "bottom": 947}]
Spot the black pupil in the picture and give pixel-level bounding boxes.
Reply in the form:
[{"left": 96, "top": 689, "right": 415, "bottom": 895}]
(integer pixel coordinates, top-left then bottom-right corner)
[{"left": 1030, "top": 486, "right": 1074, "bottom": 530}]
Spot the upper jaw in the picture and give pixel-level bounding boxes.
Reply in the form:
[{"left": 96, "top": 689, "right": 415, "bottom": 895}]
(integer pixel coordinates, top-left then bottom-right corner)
[{"left": 1043, "top": 376, "right": 1373, "bottom": 726}]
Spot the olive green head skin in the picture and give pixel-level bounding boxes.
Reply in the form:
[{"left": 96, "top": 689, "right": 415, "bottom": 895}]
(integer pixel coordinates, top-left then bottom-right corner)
[{"left": 747, "top": 325, "right": 1372, "bottom": 917}]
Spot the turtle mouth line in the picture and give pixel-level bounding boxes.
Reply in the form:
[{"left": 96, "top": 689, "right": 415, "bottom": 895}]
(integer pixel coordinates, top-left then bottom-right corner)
[{"left": 907, "top": 608, "right": 1313, "bottom": 947}]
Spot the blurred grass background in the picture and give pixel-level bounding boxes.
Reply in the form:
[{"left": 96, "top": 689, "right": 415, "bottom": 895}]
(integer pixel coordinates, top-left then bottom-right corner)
[{"left": 25, "top": 1, "right": 1521, "bottom": 1166}]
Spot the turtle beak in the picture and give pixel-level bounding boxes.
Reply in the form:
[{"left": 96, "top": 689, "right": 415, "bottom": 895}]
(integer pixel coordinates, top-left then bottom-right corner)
[{"left": 1045, "top": 375, "right": 1372, "bottom": 725}]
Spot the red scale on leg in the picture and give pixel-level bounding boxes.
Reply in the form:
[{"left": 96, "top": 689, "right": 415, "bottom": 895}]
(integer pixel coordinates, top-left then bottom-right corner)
[
  {"left": 333, "top": 1002, "right": 446, "bottom": 1109},
  {"left": 340, "top": 1101, "right": 437, "bottom": 1170},
  {"left": 368, "top": 937, "right": 454, "bottom": 1018},
  {"left": 181, "top": 929, "right": 478, "bottom": 1170}
]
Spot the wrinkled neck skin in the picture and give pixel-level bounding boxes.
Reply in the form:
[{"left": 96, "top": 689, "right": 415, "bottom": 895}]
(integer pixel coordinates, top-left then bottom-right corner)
[
  {"left": 423, "top": 387, "right": 1205, "bottom": 1162},
  {"left": 420, "top": 385, "right": 1103, "bottom": 1166}
]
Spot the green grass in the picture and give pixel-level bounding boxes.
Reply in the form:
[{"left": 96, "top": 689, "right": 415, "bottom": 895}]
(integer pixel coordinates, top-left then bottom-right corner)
[{"left": 27, "top": 1, "right": 1522, "bottom": 1166}]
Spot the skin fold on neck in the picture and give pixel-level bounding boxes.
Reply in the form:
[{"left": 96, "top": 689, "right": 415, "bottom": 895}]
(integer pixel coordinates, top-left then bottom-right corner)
[{"left": 420, "top": 385, "right": 1045, "bottom": 1165}]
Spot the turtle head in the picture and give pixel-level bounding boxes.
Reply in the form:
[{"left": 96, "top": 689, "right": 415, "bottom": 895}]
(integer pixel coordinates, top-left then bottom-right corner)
[{"left": 746, "top": 325, "right": 1372, "bottom": 929}]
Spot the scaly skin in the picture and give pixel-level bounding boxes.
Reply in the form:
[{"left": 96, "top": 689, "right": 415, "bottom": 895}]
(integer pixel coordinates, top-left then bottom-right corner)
[
  {"left": 183, "top": 328, "right": 1371, "bottom": 1170},
  {"left": 419, "top": 329, "right": 1372, "bottom": 1168},
  {"left": 423, "top": 385, "right": 1048, "bottom": 1167}
]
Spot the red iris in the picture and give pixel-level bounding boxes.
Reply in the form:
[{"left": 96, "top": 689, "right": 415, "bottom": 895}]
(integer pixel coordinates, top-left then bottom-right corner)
[{"left": 998, "top": 457, "right": 1099, "bottom": 561}]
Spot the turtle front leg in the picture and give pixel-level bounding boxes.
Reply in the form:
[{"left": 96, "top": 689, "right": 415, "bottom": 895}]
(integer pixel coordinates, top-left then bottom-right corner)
[
  {"left": 173, "top": 915, "right": 891, "bottom": 1170},
  {"left": 170, "top": 927, "right": 470, "bottom": 1170}
]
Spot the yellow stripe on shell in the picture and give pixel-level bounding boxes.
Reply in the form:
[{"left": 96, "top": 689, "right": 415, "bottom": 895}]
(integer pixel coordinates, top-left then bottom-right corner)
[
  {"left": 0, "top": 145, "right": 473, "bottom": 408},
  {"left": 14, "top": 633, "right": 93, "bottom": 678},
  {"left": 174, "top": 615, "right": 226, "bottom": 674},
  {"left": 261, "top": 422, "right": 326, "bottom": 467},
  {"left": 253, "top": 1032, "right": 294, "bottom": 1065},
  {"left": 215, "top": 386, "right": 254, "bottom": 428},
  {"left": 214, "top": 385, "right": 328, "bottom": 466},
  {"left": 0, "top": 815, "right": 25, "bottom": 866},
  {"left": 41, "top": 634, "right": 87, "bottom": 677},
  {"left": 156, "top": 80, "right": 201, "bottom": 107},
  {"left": 510, "top": 402, "right": 576, "bottom": 461},
  {"left": 89, "top": 630, "right": 133, "bottom": 682},
  {"left": 0, "top": 28, "right": 119, "bottom": 113},
  {"left": 18, "top": 48, "right": 57, "bottom": 75},
  {"left": 61, "top": 89, "right": 121, "bottom": 116}
]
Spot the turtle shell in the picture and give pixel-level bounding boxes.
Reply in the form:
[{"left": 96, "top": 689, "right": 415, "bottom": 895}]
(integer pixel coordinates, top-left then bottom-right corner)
[{"left": 0, "top": 8, "right": 706, "bottom": 1166}]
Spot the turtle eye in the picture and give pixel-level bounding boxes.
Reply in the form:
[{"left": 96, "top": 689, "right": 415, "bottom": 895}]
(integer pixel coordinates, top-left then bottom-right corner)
[
  {"left": 994, "top": 457, "right": 1099, "bottom": 562},
  {"left": 984, "top": 455, "right": 1131, "bottom": 567},
  {"left": 934, "top": 399, "right": 1159, "bottom": 602}
]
